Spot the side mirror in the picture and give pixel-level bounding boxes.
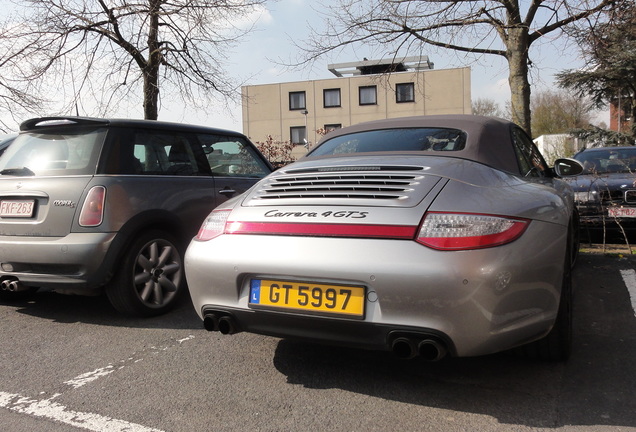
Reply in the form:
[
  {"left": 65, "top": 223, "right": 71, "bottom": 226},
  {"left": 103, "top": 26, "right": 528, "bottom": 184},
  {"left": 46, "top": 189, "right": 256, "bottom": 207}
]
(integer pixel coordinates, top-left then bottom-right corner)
[{"left": 553, "top": 158, "right": 584, "bottom": 177}]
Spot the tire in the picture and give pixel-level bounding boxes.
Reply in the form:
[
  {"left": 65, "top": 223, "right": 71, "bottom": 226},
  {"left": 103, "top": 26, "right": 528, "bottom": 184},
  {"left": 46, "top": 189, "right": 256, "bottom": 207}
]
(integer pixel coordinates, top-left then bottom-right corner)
[
  {"left": 106, "top": 230, "right": 184, "bottom": 317},
  {"left": 570, "top": 212, "right": 580, "bottom": 269},
  {"left": 517, "top": 236, "right": 573, "bottom": 361}
]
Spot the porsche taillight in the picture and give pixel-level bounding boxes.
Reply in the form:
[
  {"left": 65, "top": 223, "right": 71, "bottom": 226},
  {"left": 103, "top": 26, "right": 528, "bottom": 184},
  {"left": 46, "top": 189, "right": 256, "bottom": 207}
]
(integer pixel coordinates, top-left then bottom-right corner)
[
  {"left": 416, "top": 212, "right": 529, "bottom": 250},
  {"left": 78, "top": 186, "right": 106, "bottom": 227},
  {"left": 195, "top": 209, "right": 232, "bottom": 241},
  {"left": 195, "top": 210, "right": 529, "bottom": 249}
]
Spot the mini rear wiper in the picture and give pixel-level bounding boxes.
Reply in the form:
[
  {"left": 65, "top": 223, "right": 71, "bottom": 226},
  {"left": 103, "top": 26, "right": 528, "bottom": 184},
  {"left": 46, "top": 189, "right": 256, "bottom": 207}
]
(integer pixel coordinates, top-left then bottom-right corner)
[{"left": 0, "top": 167, "right": 35, "bottom": 176}]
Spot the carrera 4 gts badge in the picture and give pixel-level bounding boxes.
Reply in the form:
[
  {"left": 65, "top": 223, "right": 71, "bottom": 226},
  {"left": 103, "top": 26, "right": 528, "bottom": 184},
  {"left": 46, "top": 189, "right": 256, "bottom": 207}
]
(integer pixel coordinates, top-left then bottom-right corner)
[
  {"left": 53, "top": 200, "right": 76, "bottom": 208},
  {"left": 264, "top": 210, "right": 368, "bottom": 219}
]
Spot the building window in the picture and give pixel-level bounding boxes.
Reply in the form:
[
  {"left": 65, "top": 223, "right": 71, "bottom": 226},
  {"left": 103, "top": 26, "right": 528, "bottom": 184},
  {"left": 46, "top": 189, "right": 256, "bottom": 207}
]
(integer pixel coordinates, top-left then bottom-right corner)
[
  {"left": 290, "top": 126, "right": 307, "bottom": 145},
  {"left": 323, "top": 124, "right": 342, "bottom": 133},
  {"left": 359, "top": 86, "right": 377, "bottom": 105},
  {"left": 396, "top": 83, "right": 415, "bottom": 103},
  {"left": 289, "top": 91, "right": 306, "bottom": 110},
  {"left": 323, "top": 88, "right": 341, "bottom": 108}
]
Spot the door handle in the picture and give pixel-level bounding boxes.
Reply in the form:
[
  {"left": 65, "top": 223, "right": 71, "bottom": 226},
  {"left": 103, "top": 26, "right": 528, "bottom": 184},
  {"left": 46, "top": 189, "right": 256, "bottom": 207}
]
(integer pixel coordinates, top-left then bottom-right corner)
[{"left": 219, "top": 188, "right": 236, "bottom": 196}]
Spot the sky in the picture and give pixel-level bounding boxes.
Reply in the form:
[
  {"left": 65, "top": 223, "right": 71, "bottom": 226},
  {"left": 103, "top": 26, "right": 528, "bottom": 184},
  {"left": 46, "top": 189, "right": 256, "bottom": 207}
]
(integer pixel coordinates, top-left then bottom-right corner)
[{"left": 0, "top": 0, "right": 609, "bottom": 134}]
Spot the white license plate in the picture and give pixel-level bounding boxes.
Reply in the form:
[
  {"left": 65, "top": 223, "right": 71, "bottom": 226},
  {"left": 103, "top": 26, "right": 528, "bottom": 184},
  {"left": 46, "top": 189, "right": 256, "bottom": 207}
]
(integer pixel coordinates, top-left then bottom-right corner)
[
  {"left": 608, "top": 207, "right": 636, "bottom": 218},
  {"left": 0, "top": 200, "right": 35, "bottom": 217}
]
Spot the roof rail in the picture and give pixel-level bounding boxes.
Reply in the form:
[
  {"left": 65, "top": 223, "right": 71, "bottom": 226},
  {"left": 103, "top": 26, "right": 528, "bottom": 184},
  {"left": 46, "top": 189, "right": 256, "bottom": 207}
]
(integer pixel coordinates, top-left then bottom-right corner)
[{"left": 20, "top": 117, "right": 109, "bottom": 131}]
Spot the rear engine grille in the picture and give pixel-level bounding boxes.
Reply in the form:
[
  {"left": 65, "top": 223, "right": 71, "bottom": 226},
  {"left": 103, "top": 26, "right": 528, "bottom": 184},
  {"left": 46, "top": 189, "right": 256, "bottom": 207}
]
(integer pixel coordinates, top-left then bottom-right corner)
[{"left": 256, "top": 173, "right": 419, "bottom": 200}]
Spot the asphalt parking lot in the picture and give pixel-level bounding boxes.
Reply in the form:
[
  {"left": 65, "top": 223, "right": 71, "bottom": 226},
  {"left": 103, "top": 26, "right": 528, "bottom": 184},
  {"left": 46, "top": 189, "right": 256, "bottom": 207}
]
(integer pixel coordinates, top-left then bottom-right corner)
[{"left": 0, "top": 247, "right": 635, "bottom": 432}]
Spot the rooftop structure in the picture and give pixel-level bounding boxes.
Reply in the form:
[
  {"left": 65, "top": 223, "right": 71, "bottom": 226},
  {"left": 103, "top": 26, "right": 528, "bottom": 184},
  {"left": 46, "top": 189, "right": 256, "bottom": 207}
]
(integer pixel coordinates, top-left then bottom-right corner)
[{"left": 328, "top": 56, "right": 434, "bottom": 77}]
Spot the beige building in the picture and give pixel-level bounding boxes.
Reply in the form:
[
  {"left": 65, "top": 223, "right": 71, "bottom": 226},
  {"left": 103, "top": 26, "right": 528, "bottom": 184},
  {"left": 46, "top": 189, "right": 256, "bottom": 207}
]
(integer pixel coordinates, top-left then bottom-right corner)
[{"left": 241, "top": 56, "right": 471, "bottom": 157}]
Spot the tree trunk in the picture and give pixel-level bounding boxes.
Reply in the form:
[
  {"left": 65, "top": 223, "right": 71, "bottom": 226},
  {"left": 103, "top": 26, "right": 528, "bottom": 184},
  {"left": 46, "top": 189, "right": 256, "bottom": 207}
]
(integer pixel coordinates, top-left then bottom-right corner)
[
  {"left": 506, "top": 26, "right": 532, "bottom": 136},
  {"left": 143, "top": 70, "right": 159, "bottom": 121},
  {"left": 143, "top": 0, "right": 161, "bottom": 120}
]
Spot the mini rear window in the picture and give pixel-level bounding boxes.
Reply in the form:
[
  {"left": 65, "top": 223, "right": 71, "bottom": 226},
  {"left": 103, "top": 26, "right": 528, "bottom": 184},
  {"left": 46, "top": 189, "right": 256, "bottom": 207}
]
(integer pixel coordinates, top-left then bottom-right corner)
[
  {"left": 309, "top": 127, "right": 467, "bottom": 156},
  {"left": 0, "top": 127, "right": 105, "bottom": 176}
]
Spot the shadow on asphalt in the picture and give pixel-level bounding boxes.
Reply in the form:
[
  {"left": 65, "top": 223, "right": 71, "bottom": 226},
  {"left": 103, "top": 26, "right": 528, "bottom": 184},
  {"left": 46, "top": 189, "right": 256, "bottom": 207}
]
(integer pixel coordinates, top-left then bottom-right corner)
[
  {"left": 0, "top": 288, "right": 202, "bottom": 330},
  {"left": 2, "top": 251, "right": 634, "bottom": 428},
  {"left": 272, "top": 252, "right": 636, "bottom": 429}
]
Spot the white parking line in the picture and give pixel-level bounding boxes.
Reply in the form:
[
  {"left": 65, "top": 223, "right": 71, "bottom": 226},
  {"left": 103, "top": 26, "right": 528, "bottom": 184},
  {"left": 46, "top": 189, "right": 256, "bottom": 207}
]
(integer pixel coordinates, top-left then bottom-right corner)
[
  {"left": 0, "top": 334, "right": 195, "bottom": 431},
  {"left": 619, "top": 269, "right": 636, "bottom": 317},
  {"left": 64, "top": 365, "right": 116, "bottom": 389},
  {"left": 0, "top": 392, "right": 164, "bottom": 432}
]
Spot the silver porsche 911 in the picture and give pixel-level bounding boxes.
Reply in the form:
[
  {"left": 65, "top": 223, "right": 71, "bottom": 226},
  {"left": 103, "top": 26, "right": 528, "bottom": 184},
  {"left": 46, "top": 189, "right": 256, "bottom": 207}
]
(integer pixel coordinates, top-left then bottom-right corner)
[{"left": 185, "top": 115, "right": 584, "bottom": 361}]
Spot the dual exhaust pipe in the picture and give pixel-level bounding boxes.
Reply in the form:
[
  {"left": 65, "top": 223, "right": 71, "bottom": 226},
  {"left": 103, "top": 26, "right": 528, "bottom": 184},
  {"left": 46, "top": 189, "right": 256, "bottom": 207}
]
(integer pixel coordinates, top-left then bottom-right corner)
[
  {"left": 203, "top": 313, "right": 239, "bottom": 335},
  {"left": 391, "top": 336, "right": 447, "bottom": 361},
  {"left": 203, "top": 312, "right": 447, "bottom": 361},
  {"left": 0, "top": 278, "right": 28, "bottom": 293}
]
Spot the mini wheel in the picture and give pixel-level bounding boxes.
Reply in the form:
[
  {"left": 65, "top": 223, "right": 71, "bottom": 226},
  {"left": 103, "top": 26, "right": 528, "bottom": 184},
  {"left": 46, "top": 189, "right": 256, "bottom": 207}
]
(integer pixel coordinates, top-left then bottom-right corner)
[{"left": 106, "top": 230, "right": 184, "bottom": 317}]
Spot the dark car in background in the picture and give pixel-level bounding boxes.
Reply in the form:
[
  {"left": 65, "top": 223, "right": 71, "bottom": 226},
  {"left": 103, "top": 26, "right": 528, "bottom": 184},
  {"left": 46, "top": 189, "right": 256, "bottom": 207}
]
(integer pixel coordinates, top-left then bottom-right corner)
[
  {"left": 0, "top": 117, "right": 272, "bottom": 316},
  {"left": 565, "top": 146, "right": 636, "bottom": 235}
]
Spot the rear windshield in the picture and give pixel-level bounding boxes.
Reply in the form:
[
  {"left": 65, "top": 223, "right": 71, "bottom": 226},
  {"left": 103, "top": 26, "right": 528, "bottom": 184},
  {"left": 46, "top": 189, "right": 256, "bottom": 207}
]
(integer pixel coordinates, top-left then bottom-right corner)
[
  {"left": 0, "top": 127, "right": 105, "bottom": 176},
  {"left": 309, "top": 127, "right": 467, "bottom": 157},
  {"left": 574, "top": 148, "right": 636, "bottom": 174}
]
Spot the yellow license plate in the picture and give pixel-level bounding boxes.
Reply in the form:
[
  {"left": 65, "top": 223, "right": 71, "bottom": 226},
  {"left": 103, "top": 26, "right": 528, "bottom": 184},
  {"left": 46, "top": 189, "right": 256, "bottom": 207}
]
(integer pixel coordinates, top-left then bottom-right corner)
[{"left": 249, "top": 279, "right": 365, "bottom": 318}]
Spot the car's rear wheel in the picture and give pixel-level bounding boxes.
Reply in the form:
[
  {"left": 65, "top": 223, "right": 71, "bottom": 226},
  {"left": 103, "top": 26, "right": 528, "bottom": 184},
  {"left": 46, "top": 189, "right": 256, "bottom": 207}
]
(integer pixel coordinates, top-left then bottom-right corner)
[
  {"left": 517, "top": 237, "right": 573, "bottom": 361},
  {"left": 106, "top": 230, "right": 184, "bottom": 317}
]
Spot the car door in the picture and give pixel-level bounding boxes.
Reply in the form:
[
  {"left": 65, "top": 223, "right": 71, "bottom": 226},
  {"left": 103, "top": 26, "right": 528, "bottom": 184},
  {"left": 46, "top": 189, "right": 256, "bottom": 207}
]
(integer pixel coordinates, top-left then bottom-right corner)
[
  {"left": 90, "top": 128, "right": 220, "bottom": 239},
  {"left": 197, "top": 133, "right": 272, "bottom": 203}
]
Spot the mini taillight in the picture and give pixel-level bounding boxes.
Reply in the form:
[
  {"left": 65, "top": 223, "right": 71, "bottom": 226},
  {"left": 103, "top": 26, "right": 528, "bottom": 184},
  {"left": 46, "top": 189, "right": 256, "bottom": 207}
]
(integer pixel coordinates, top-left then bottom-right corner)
[
  {"left": 416, "top": 212, "right": 529, "bottom": 250},
  {"left": 195, "top": 209, "right": 232, "bottom": 241},
  {"left": 78, "top": 186, "right": 106, "bottom": 227}
]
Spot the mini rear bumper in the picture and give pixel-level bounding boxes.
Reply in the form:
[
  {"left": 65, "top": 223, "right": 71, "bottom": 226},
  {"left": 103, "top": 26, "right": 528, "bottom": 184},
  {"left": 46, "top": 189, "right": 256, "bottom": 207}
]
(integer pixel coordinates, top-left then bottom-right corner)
[{"left": 0, "top": 232, "right": 117, "bottom": 289}]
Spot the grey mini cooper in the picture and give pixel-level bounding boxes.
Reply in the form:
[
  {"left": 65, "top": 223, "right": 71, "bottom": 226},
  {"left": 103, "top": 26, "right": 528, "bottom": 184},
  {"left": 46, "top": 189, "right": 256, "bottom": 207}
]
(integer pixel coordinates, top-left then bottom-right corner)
[{"left": 0, "top": 117, "right": 272, "bottom": 316}]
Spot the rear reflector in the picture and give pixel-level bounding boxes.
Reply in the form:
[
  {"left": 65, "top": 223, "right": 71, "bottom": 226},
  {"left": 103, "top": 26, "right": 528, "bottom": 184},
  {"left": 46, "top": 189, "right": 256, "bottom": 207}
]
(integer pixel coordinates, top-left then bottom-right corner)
[
  {"left": 224, "top": 221, "right": 416, "bottom": 238},
  {"left": 416, "top": 212, "right": 529, "bottom": 250},
  {"left": 79, "top": 186, "right": 106, "bottom": 227},
  {"left": 194, "top": 209, "right": 417, "bottom": 241}
]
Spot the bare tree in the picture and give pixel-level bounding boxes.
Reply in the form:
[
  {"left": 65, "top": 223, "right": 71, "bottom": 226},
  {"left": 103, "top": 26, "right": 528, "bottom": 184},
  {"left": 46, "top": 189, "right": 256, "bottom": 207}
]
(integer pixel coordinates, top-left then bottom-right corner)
[
  {"left": 0, "top": 22, "right": 48, "bottom": 133},
  {"left": 253, "top": 135, "right": 295, "bottom": 168},
  {"left": 296, "top": 0, "right": 618, "bottom": 136},
  {"left": 531, "top": 89, "right": 596, "bottom": 138},
  {"left": 0, "top": 0, "right": 270, "bottom": 122},
  {"left": 0, "top": 71, "right": 44, "bottom": 134},
  {"left": 472, "top": 97, "right": 504, "bottom": 118}
]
